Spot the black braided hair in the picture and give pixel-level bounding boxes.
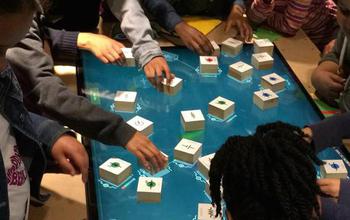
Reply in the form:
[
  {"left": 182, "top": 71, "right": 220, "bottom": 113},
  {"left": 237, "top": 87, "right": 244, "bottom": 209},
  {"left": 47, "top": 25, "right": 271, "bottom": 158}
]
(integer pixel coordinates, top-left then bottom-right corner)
[{"left": 209, "top": 121, "right": 324, "bottom": 220}]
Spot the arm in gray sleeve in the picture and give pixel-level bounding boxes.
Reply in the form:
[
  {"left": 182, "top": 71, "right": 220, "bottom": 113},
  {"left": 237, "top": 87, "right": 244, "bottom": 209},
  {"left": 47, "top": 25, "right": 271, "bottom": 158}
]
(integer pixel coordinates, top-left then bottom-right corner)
[
  {"left": 106, "top": 0, "right": 163, "bottom": 68},
  {"left": 6, "top": 18, "right": 136, "bottom": 147}
]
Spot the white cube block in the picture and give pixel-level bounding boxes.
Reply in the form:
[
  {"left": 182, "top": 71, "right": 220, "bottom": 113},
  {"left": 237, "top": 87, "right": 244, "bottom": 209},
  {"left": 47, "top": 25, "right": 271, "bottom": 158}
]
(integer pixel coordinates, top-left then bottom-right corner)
[
  {"left": 200, "top": 56, "right": 218, "bottom": 74},
  {"left": 343, "top": 139, "right": 350, "bottom": 152},
  {"left": 208, "top": 96, "right": 235, "bottom": 120},
  {"left": 321, "top": 160, "right": 348, "bottom": 179},
  {"left": 198, "top": 203, "right": 221, "bottom": 220},
  {"left": 174, "top": 138, "right": 202, "bottom": 164},
  {"left": 253, "top": 89, "right": 279, "bottom": 110},
  {"left": 261, "top": 73, "right": 286, "bottom": 92},
  {"left": 211, "top": 41, "right": 220, "bottom": 57},
  {"left": 161, "top": 77, "right": 183, "bottom": 95},
  {"left": 229, "top": 61, "right": 253, "bottom": 81},
  {"left": 121, "top": 48, "right": 136, "bottom": 67},
  {"left": 221, "top": 38, "right": 243, "bottom": 56},
  {"left": 254, "top": 39, "right": 274, "bottom": 55},
  {"left": 251, "top": 52, "right": 274, "bottom": 70},
  {"left": 99, "top": 158, "right": 132, "bottom": 186},
  {"left": 198, "top": 153, "right": 215, "bottom": 179},
  {"left": 114, "top": 91, "right": 137, "bottom": 112},
  {"left": 137, "top": 176, "right": 163, "bottom": 202},
  {"left": 181, "top": 110, "right": 205, "bottom": 131},
  {"left": 127, "top": 115, "right": 153, "bottom": 136}
]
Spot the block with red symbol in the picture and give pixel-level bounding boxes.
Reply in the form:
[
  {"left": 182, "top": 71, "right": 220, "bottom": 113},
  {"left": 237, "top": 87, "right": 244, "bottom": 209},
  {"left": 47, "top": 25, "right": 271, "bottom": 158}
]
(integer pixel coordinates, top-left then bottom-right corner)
[{"left": 200, "top": 56, "right": 219, "bottom": 74}]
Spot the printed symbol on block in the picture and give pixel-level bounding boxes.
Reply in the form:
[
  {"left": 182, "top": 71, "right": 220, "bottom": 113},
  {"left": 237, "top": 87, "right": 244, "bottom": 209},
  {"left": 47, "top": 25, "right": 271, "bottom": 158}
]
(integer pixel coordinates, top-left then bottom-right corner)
[
  {"left": 182, "top": 144, "right": 194, "bottom": 150},
  {"left": 330, "top": 162, "right": 340, "bottom": 170},
  {"left": 208, "top": 207, "right": 214, "bottom": 218},
  {"left": 124, "top": 94, "right": 129, "bottom": 98},
  {"left": 269, "top": 77, "right": 277, "bottom": 81},
  {"left": 217, "top": 100, "right": 226, "bottom": 105},
  {"left": 134, "top": 120, "right": 144, "bottom": 127},
  {"left": 146, "top": 180, "right": 156, "bottom": 189},
  {"left": 109, "top": 162, "right": 121, "bottom": 168},
  {"left": 262, "top": 92, "right": 271, "bottom": 98},
  {"left": 191, "top": 112, "right": 196, "bottom": 119},
  {"left": 206, "top": 57, "right": 213, "bottom": 62}
]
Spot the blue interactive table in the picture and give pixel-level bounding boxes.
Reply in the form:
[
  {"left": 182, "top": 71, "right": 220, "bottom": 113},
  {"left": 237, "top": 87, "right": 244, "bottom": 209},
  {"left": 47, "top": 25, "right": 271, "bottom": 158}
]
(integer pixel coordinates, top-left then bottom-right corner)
[{"left": 79, "top": 46, "right": 349, "bottom": 220}]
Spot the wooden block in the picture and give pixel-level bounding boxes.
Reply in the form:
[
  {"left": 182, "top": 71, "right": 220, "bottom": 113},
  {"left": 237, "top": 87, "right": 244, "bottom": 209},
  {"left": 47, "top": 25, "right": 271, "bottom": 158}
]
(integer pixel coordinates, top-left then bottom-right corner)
[
  {"left": 253, "top": 89, "right": 279, "bottom": 110},
  {"left": 121, "top": 48, "right": 136, "bottom": 67},
  {"left": 161, "top": 77, "right": 183, "bottom": 95},
  {"left": 229, "top": 61, "right": 253, "bottom": 81},
  {"left": 251, "top": 52, "right": 274, "bottom": 70},
  {"left": 261, "top": 73, "right": 286, "bottom": 92},
  {"left": 221, "top": 38, "right": 243, "bottom": 56},
  {"left": 254, "top": 39, "right": 274, "bottom": 55},
  {"left": 198, "top": 153, "right": 215, "bottom": 179},
  {"left": 208, "top": 96, "right": 235, "bottom": 120},
  {"left": 211, "top": 41, "right": 220, "bottom": 57},
  {"left": 181, "top": 110, "right": 205, "bottom": 131},
  {"left": 198, "top": 203, "right": 221, "bottom": 220},
  {"left": 114, "top": 91, "right": 137, "bottom": 112},
  {"left": 343, "top": 139, "right": 350, "bottom": 152},
  {"left": 200, "top": 56, "right": 218, "bottom": 74},
  {"left": 321, "top": 160, "right": 348, "bottom": 179},
  {"left": 174, "top": 138, "right": 202, "bottom": 164},
  {"left": 99, "top": 158, "right": 132, "bottom": 186},
  {"left": 137, "top": 176, "right": 163, "bottom": 202},
  {"left": 127, "top": 115, "right": 153, "bottom": 136}
]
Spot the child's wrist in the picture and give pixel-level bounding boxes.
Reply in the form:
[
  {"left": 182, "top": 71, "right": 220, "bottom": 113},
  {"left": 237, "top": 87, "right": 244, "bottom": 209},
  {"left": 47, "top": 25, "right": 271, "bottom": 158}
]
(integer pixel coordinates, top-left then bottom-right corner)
[{"left": 77, "top": 33, "right": 93, "bottom": 51}]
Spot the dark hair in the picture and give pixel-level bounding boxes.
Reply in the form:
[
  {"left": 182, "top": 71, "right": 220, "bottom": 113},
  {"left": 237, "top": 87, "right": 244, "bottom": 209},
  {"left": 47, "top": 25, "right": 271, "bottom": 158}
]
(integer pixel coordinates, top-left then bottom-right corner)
[
  {"left": 0, "top": 0, "right": 39, "bottom": 14},
  {"left": 209, "top": 122, "right": 324, "bottom": 220}
]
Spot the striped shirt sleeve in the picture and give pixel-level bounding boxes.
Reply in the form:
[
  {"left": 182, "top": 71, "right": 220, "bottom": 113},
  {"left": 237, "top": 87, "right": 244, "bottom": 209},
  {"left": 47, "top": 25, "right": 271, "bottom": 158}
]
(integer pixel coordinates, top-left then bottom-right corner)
[{"left": 248, "top": 0, "right": 313, "bottom": 36}]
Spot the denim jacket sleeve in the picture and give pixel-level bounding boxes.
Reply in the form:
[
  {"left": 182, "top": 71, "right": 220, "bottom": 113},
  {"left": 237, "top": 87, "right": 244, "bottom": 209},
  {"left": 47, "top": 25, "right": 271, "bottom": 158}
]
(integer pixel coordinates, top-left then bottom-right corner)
[
  {"left": 6, "top": 18, "right": 137, "bottom": 148},
  {"left": 106, "top": 0, "right": 163, "bottom": 68},
  {"left": 141, "top": 0, "right": 183, "bottom": 32},
  {"left": 28, "top": 112, "right": 71, "bottom": 156}
]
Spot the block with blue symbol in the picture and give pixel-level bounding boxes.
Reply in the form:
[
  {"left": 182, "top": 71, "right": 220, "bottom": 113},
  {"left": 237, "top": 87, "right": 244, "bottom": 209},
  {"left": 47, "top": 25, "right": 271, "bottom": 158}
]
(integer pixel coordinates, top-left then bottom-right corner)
[
  {"left": 253, "top": 89, "right": 279, "bottom": 110},
  {"left": 321, "top": 160, "right": 348, "bottom": 179},
  {"left": 261, "top": 73, "right": 286, "bottom": 92}
]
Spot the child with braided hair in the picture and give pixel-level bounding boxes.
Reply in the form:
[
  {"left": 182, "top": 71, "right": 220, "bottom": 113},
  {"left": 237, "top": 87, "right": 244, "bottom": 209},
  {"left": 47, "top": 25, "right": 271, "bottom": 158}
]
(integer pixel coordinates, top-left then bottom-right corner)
[{"left": 209, "top": 112, "right": 350, "bottom": 220}]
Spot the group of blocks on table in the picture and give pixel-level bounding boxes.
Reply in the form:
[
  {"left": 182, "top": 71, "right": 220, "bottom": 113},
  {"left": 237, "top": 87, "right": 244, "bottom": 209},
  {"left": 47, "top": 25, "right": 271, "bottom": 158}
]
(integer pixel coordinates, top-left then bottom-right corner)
[{"left": 98, "top": 139, "right": 216, "bottom": 204}]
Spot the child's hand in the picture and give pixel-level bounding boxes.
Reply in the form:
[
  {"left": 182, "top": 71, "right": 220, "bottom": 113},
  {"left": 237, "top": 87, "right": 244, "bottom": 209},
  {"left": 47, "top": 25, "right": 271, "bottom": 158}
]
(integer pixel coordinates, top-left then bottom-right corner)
[
  {"left": 144, "top": 56, "right": 174, "bottom": 86},
  {"left": 51, "top": 134, "right": 89, "bottom": 183},
  {"left": 226, "top": 5, "right": 253, "bottom": 42},
  {"left": 317, "top": 178, "right": 341, "bottom": 198},
  {"left": 125, "top": 132, "right": 168, "bottom": 172},
  {"left": 174, "top": 21, "right": 214, "bottom": 55},
  {"left": 77, "top": 33, "right": 125, "bottom": 65},
  {"left": 312, "top": 69, "right": 346, "bottom": 103}
]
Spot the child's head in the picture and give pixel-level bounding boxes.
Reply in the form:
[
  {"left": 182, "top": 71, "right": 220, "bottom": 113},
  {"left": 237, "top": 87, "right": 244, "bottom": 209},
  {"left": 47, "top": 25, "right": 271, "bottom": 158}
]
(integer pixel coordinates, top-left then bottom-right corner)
[
  {"left": 0, "top": 0, "right": 39, "bottom": 57},
  {"left": 209, "top": 122, "right": 324, "bottom": 220},
  {"left": 335, "top": 0, "right": 350, "bottom": 36}
]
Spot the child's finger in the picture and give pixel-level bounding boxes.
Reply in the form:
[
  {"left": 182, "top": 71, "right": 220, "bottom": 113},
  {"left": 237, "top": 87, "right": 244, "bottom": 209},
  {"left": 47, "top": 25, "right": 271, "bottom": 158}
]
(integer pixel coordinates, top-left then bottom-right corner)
[
  {"left": 57, "top": 156, "right": 76, "bottom": 176},
  {"left": 330, "top": 74, "right": 346, "bottom": 84}
]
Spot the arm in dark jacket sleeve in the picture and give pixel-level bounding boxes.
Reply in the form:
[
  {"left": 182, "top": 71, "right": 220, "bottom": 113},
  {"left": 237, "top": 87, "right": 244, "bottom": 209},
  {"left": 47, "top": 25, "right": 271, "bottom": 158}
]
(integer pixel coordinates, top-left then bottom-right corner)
[
  {"left": 141, "top": 0, "right": 183, "bottom": 32},
  {"left": 28, "top": 112, "right": 72, "bottom": 156},
  {"left": 6, "top": 18, "right": 136, "bottom": 148},
  {"left": 46, "top": 27, "right": 79, "bottom": 63},
  {"left": 308, "top": 113, "right": 350, "bottom": 153}
]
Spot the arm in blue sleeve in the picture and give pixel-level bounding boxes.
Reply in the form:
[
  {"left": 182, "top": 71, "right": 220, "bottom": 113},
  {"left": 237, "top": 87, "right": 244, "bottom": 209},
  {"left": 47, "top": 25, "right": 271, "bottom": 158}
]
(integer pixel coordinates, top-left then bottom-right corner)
[
  {"left": 321, "top": 180, "right": 350, "bottom": 219},
  {"left": 141, "top": 0, "right": 183, "bottom": 32},
  {"left": 308, "top": 113, "right": 350, "bottom": 153}
]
